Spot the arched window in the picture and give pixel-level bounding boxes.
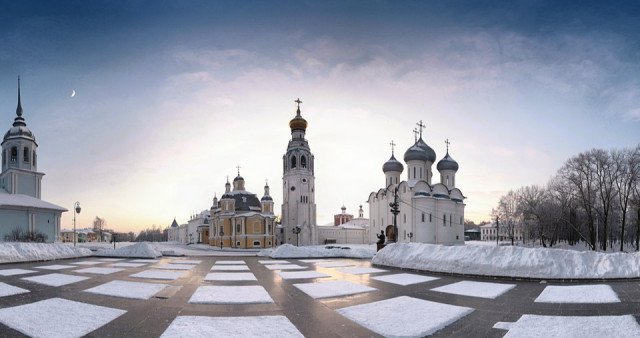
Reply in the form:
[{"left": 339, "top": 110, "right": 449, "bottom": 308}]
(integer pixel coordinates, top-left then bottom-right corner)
[
  {"left": 1, "top": 150, "right": 5, "bottom": 165},
  {"left": 301, "top": 155, "right": 307, "bottom": 168},
  {"left": 10, "top": 147, "right": 17, "bottom": 162},
  {"left": 23, "top": 147, "right": 29, "bottom": 163},
  {"left": 291, "top": 156, "right": 297, "bottom": 168},
  {"left": 32, "top": 151, "right": 36, "bottom": 166}
]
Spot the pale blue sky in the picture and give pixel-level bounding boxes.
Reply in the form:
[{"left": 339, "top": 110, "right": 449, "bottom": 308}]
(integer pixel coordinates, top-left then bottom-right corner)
[{"left": 1, "top": 1, "right": 639, "bottom": 231}]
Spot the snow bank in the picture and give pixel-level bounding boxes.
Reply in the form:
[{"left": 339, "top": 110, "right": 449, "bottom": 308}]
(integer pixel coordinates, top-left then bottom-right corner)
[
  {"left": 372, "top": 243, "right": 640, "bottom": 279},
  {"left": 259, "top": 244, "right": 375, "bottom": 259},
  {"left": 0, "top": 243, "right": 91, "bottom": 263},
  {"left": 94, "top": 242, "right": 162, "bottom": 259}
]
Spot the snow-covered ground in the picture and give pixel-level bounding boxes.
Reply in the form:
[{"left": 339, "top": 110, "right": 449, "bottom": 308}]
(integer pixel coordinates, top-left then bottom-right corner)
[
  {"left": 0, "top": 243, "right": 91, "bottom": 263},
  {"left": 373, "top": 242, "right": 640, "bottom": 279},
  {"left": 94, "top": 242, "right": 162, "bottom": 258},
  {"left": 259, "top": 243, "right": 375, "bottom": 259}
]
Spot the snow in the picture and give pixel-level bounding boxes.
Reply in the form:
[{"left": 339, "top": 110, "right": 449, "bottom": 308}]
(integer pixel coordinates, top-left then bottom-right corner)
[
  {"left": 73, "top": 267, "right": 124, "bottom": 275},
  {"left": 0, "top": 268, "right": 36, "bottom": 276},
  {"left": 74, "top": 267, "right": 124, "bottom": 275},
  {"left": 130, "top": 259, "right": 160, "bottom": 263},
  {"left": 214, "top": 260, "right": 247, "bottom": 264},
  {"left": 210, "top": 265, "right": 250, "bottom": 271},
  {"left": 371, "top": 273, "right": 439, "bottom": 286},
  {"left": 316, "top": 262, "right": 354, "bottom": 268},
  {"left": 260, "top": 244, "right": 375, "bottom": 259},
  {"left": 160, "top": 315, "right": 304, "bottom": 338},
  {"left": 258, "top": 260, "right": 290, "bottom": 264},
  {"left": 0, "top": 282, "right": 29, "bottom": 298},
  {"left": 22, "top": 273, "right": 90, "bottom": 287},
  {"left": 495, "top": 314, "right": 640, "bottom": 337},
  {"left": 372, "top": 242, "right": 640, "bottom": 279},
  {"left": 35, "top": 264, "right": 75, "bottom": 270},
  {"left": 98, "top": 258, "right": 124, "bottom": 261},
  {"left": 534, "top": 285, "right": 620, "bottom": 303},
  {"left": 0, "top": 297, "right": 126, "bottom": 338},
  {"left": 189, "top": 286, "right": 274, "bottom": 304},
  {"left": 84, "top": 280, "right": 168, "bottom": 300},
  {"left": 154, "top": 264, "right": 195, "bottom": 270},
  {"left": 109, "top": 262, "right": 147, "bottom": 268},
  {"left": 0, "top": 190, "right": 66, "bottom": 211},
  {"left": 277, "top": 271, "right": 331, "bottom": 280},
  {"left": 336, "top": 267, "right": 388, "bottom": 275},
  {"left": 94, "top": 242, "right": 162, "bottom": 258},
  {"left": 293, "top": 280, "right": 377, "bottom": 299},
  {"left": 169, "top": 259, "right": 201, "bottom": 264},
  {"left": 298, "top": 259, "right": 332, "bottom": 263},
  {"left": 264, "top": 264, "right": 306, "bottom": 270},
  {"left": 70, "top": 261, "right": 102, "bottom": 265},
  {"left": 130, "top": 270, "right": 186, "bottom": 280},
  {"left": 204, "top": 272, "right": 257, "bottom": 281},
  {"left": 431, "top": 281, "right": 516, "bottom": 299},
  {"left": 0, "top": 243, "right": 91, "bottom": 263},
  {"left": 337, "top": 296, "right": 474, "bottom": 338}
]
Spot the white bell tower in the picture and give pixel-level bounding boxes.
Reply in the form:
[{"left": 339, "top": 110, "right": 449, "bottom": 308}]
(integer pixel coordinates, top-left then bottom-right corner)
[{"left": 281, "top": 98, "right": 317, "bottom": 246}]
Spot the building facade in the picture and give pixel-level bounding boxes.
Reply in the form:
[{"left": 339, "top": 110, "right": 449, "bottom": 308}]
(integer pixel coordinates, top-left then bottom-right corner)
[
  {"left": 281, "top": 99, "right": 317, "bottom": 246},
  {"left": 209, "top": 174, "right": 276, "bottom": 249},
  {"left": 368, "top": 126, "right": 465, "bottom": 245},
  {"left": 317, "top": 205, "right": 369, "bottom": 245},
  {"left": 0, "top": 79, "right": 66, "bottom": 242}
]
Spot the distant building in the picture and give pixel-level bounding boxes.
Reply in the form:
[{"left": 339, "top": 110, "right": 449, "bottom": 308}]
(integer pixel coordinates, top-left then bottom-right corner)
[
  {"left": 480, "top": 222, "right": 524, "bottom": 242},
  {"left": 0, "top": 79, "right": 66, "bottom": 242},
  {"left": 167, "top": 219, "right": 180, "bottom": 242},
  {"left": 334, "top": 205, "right": 353, "bottom": 226},
  {"left": 317, "top": 205, "right": 369, "bottom": 244}
]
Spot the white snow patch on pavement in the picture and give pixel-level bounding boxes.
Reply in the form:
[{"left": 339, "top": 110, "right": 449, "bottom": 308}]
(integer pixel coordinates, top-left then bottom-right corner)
[
  {"left": 260, "top": 244, "right": 375, "bottom": 259},
  {"left": 0, "top": 297, "right": 126, "bottom": 338},
  {"left": 204, "top": 272, "right": 257, "bottom": 281},
  {"left": 431, "top": 281, "right": 516, "bottom": 299},
  {"left": 98, "top": 258, "right": 125, "bottom": 261},
  {"left": 70, "top": 261, "right": 102, "bottom": 265},
  {"left": 373, "top": 242, "right": 640, "bottom": 279},
  {"left": 496, "top": 314, "right": 640, "bottom": 337},
  {"left": 337, "top": 296, "right": 474, "bottom": 338},
  {"left": 277, "top": 271, "right": 331, "bottom": 280},
  {"left": 84, "top": 280, "right": 168, "bottom": 300},
  {"left": 189, "top": 286, "right": 274, "bottom": 304},
  {"left": 35, "top": 264, "right": 75, "bottom": 270},
  {"left": 154, "top": 264, "right": 195, "bottom": 270},
  {"left": 0, "top": 243, "right": 91, "bottom": 264},
  {"left": 371, "top": 273, "right": 439, "bottom": 286},
  {"left": 94, "top": 242, "right": 162, "bottom": 258},
  {"left": 264, "top": 264, "right": 306, "bottom": 270},
  {"left": 169, "top": 260, "right": 201, "bottom": 264},
  {"left": 258, "top": 260, "right": 290, "bottom": 264},
  {"left": 160, "top": 315, "right": 304, "bottom": 338},
  {"left": 316, "top": 262, "right": 354, "bottom": 268},
  {"left": 109, "top": 262, "right": 147, "bottom": 268},
  {"left": 130, "top": 270, "right": 186, "bottom": 280},
  {"left": 336, "top": 267, "right": 388, "bottom": 275},
  {"left": 294, "top": 280, "right": 376, "bottom": 299},
  {"left": 0, "top": 268, "right": 36, "bottom": 276},
  {"left": 214, "top": 260, "right": 246, "bottom": 264},
  {"left": 0, "top": 282, "right": 29, "bottom": 298},
  {"left": 535, "top": 285, "right": 620, "bottom": 303},
  {"left": 298, "top": 259, "right": 332, "bottom": 263},
  {"left": 210, "top": 265, "right": 250, "bottom": 271},
  {"left": 130, "top": 259, "right": 160, "bottom": 263},
  {"left": 22, "top": 273, "right": 89, "bottom": 287},
  {"left": 74, "top": 267, "right": 124, "bottom": 275}
]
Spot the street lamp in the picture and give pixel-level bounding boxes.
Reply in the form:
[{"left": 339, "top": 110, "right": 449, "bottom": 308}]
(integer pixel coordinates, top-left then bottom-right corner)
[
  {"left": 189, "top": 233, "right": 193, "bottom": 245},
  {"left": 292, "top": 226, "right": 301, "bottom": 246},
  {"left": 389, "top": 187, "right": 399, "bottom": 242},
  {"left": 73, "top": 201, "right": 81, "bottom": 247},
  {"left": 219, "top": 229, "right": 224, "bottom": 249}
]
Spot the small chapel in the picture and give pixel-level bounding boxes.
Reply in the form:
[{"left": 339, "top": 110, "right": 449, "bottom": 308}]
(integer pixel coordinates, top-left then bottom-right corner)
[
  {"left": 367, "top": 121, "right": 465, "bottom": 245},
  {"left": 0, "top": 78, "right": 66, "bottom": 242}
]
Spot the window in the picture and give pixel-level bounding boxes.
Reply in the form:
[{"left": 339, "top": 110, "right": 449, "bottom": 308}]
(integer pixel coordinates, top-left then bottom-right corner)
[
  {"left": 291, "top": 156, "right": 297, "bottom": 168},
  {"left": 443, "top": 215, "right": 446, "bottom": 226},
  {"left": 413, "top": 167, "right": 416, "bottom": 178},
  {"left": 236, "top": 223, "right": 242, "bottom": 233},
  {"left": 403, "top": 214, "right": 406, "bottom": 223},
  {"left": 33, "top": 151, "right": 36, "bottom": 166},
  {"left": 253, "top": 240, "right": 261, "bottom": 247},
  {"left": 420, "top": 167, "right": 422, "bottom": 179},
  {"left": 395, "top": 177, "right": 398, "bottom": 184},
  {"left": 10, "top": 147, "right": 17, "bottom": 162},
  {"left": 450, "top": 214, "right": 452, "bottom": 226},
  {"left": 421, "top": 213, "right": 425, "bottom": 222},
  {"left": 429, "top": 213, "right": 432, "bottom": 222},
  {"left": 236, "top": 241, "right": 241, "bottom": 247},
  {"left": 253, "top": 221, "right": 260, "bottom": 233},
  {"left": 404, "top": 230, "right": 406, "bottom": 240},
  {"left": 301, "top": 155, "right": 307, "bottom": 168},
  {"left": 219, "top": 225, "right": 223, "bottom": 234},
  {"left": 23, "top": 147, "right": 29, "bottom": 163}
]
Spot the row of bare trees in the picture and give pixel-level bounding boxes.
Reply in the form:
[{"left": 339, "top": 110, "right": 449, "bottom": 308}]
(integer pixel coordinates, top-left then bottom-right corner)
[{"left": 493, "top": 145, "right": 640, "bottom": 251}]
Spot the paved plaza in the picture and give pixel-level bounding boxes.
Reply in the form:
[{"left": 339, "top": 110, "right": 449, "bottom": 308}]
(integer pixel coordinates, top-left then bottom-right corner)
[{"left": 1, "top": 256, "right": 640, "bottom": 337}]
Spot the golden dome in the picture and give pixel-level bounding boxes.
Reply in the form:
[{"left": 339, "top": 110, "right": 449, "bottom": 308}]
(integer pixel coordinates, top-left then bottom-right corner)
[{"left": 289, "top": 107, "right": 308, "bottom": 131}]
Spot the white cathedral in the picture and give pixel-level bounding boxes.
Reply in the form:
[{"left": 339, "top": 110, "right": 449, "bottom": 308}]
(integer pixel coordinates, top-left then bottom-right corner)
[{"left": 368, "top": 123, "right": 465, "bottom": 245}]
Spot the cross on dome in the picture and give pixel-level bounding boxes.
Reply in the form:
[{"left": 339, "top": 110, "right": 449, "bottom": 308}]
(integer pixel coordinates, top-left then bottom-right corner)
[
  {"left": 295, "top": 98, "right": 302, "bottom": 109},
  {"left": 389, "top": 140, "right": 396, "bottom": 155},
  {"left": 236, "top": 165, "right": 241, "bottom": 176},
  {"left": 416, "top": 120, "right": 425, "bottom": 138},
  {"left": 413, "top": 128, "right": 419, "bottom": 142},
  {"left": 445, "top": 139, "right": 450, "bottom": 152}
]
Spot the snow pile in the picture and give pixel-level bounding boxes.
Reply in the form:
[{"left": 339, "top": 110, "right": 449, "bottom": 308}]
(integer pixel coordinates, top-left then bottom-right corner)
[
  {"left": 372, "top": 243, "right": 640, "bottom": 279},
  {"left": 0, "top": 243, "right": 91, "bottom": 263},
  {"left": 93, "top": 242, "right": 162, "bottom": 258},
  {"left": 259, "top": 244, "right": 375, "bottom": 259}
]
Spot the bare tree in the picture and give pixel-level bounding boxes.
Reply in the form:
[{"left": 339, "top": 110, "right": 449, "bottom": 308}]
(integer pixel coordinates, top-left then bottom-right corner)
[
  {"left": 93, "top": 216, "right": 106, "bottom": 242},
  {"left": 612, "top": 147, "right": 640, "bottom": 251}
]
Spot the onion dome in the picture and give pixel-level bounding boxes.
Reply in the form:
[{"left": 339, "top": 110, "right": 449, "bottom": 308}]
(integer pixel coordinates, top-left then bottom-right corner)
[
  {"left": 382, "top": 154, "right": 404, "bottom": 173},
  {"left": 4, "top": 77, "right": 36, "bottom": 144},
  {"left": 289, "top": 106, "right": 308, "bottom": 131},
  {"left": 403, "top": 143, "right": 428, "bottom": 162},
  {"left": 415, "top": 137, "right": 436, "bottom": 163},
  {"left": 261, "top": 195, "right": 273, "bottom": 201},
  {"left": 436, "top": 152, "right": 459, "bottom": 172},
  {"left": 233, "top": 175, "right": 244, "bottom": 182}
]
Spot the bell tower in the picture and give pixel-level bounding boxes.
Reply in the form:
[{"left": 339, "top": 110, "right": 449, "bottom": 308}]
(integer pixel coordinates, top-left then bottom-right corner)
[{"left": 281, "top": 98, "right": 316, "bottom": 245}]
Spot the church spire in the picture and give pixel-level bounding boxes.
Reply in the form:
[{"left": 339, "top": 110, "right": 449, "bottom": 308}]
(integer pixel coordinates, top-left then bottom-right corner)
[{"left": 13, "top": 76, "right": 27, "bottom": 127}]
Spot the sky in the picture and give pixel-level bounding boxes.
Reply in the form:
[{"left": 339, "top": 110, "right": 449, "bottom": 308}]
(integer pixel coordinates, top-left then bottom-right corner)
[{"left": 1, "top": 0, "right": 639, "bottom": 232}]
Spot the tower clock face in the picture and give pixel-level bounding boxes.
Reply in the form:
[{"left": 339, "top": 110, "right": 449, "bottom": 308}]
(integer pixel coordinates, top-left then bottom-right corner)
[{"left": 302, "top": 178, "right": 307, "bottom": 183}]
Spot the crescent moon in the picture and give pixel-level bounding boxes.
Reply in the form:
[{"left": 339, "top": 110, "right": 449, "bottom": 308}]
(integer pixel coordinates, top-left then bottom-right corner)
[{"left": 71, "top": 90, "right": 76, "bottom": 97}]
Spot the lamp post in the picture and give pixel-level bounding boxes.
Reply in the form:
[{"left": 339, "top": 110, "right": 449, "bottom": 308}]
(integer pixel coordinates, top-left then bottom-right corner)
[
  {"left": 189, "top": 233, "right": 193, "bottom": 245},
  {"left": 73, "top": 201, "right": 81, "bottom": 247},
  {"left": 293, "top": 226, "right": 301, "bottom": 246},
  {"left": 219, "top": 229, "right": 224, "bottom": 249},
  {"left": 389, "top": 187, "right": 400, "bottom": 242}
]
